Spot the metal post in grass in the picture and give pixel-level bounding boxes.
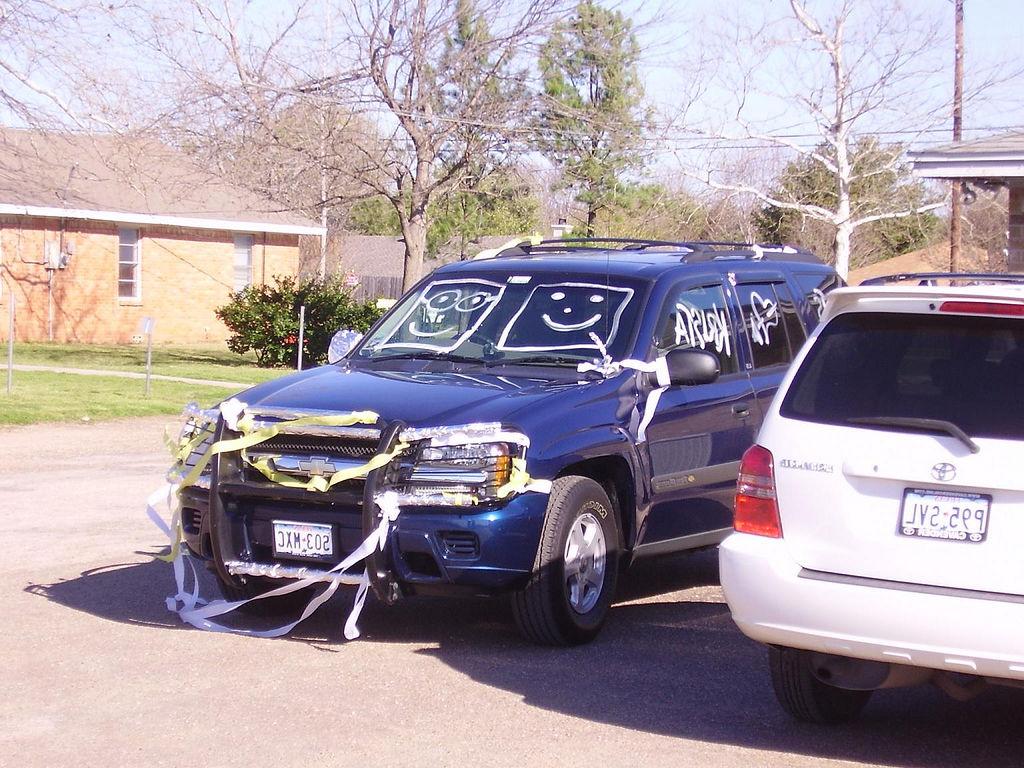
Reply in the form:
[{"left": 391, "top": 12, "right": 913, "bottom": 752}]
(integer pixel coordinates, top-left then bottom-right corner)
[
  {"left": 137, "top": 316, "right": 155, "bottom": 397},
  {"left": 145, "top": 331, "right": 153, "bottom": 397},
  {"left": 297, "top": 304, "right": 306, "bottom": 371},
  {"left": 5, "top": 290, "right": 13, "bottom": 395}
]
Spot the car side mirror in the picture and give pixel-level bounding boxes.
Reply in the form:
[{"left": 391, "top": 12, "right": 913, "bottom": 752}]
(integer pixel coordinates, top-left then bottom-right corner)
[
  {"left": 328, "top": 329, "right": 363, "bottom": 364},
  {"left": 647, "top": 348, "right": 720, "bottom": 387}
]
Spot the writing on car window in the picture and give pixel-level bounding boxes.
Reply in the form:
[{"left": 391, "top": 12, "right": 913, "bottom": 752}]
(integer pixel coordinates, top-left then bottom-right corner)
[{"left": 655, "top": 283, "right": 739, "bottom": 375}]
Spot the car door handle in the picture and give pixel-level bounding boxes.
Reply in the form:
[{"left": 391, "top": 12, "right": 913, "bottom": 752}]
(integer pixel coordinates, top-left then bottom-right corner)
[{"left": 732, "top": 403, "right": 751, "bottom": 419}]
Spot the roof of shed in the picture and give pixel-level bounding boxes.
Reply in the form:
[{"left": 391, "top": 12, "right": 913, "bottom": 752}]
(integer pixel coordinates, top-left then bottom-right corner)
[{"left": 910, "top": 131, "right": 1024, "bottom": 183}]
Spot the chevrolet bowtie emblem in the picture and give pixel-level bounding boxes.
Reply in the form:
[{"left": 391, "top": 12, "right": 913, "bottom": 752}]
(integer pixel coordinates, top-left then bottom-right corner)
[{"left": 298, "top": 456, "right": 337, "bottom": 477}]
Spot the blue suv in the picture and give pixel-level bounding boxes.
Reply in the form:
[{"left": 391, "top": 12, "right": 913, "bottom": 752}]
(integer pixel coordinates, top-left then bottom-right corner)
[{"left": 179, "top": 238, "right": 840, "bottom": 644}]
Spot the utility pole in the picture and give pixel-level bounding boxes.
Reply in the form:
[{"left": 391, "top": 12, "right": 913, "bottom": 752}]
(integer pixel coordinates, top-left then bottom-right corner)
[{"left": 950, "top": 0, "right": 964, "bottom": 272}]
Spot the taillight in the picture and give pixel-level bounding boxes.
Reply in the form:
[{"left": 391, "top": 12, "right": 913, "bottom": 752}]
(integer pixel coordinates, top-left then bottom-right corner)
[
  {"left": 734, "top": 445, "right": 782, "bottom": 538},
  {"left": 939, "top": 300, "right": 1024, "bottom": 317}
]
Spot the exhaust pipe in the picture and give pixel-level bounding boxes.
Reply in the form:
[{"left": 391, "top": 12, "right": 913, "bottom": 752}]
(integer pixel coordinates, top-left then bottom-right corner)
[
  {"left": 810, "top": 653, "right": 933, "bottom": 690},
  {"left": 810, "top": 652, "right": 989, "bottom": 700}
]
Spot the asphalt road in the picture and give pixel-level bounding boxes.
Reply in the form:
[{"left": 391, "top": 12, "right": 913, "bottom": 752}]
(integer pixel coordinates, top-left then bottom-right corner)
[{"left": 2, "top": 416, "right": 1023, "bottom": 768}]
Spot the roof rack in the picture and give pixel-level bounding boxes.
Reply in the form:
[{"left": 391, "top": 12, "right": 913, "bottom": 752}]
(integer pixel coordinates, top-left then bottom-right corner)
[
  {"left": 476, "top": 236, "right": 823, "bottom": 264},
  {"left": 859, "top": 272, "right": 1024, "bottom": 286}
]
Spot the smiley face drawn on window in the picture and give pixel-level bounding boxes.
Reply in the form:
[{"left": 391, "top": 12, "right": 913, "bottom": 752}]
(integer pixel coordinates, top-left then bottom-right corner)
[
  {"left": 380, "top": 279, "right": 505, "bottom": 351},
  {"left": 497, "top": 282, "right": 635, "bottom": 352}
]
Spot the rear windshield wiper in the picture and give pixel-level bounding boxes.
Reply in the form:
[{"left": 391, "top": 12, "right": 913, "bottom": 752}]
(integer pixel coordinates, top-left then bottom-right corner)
[
  {"left": 365, "top": 351, "right": 483, "bottom": 365},
  {"left": 847, "top": 416, "right": 980, "bottom": 454}
]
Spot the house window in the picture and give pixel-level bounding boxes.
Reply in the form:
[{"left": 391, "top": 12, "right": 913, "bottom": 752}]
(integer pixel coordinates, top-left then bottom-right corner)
[
  {"left": 234, "top": 234, "right": 254, "bottom": 291},
  {"left": 118, "top": 228, "right": 141, "bottom": 299}
]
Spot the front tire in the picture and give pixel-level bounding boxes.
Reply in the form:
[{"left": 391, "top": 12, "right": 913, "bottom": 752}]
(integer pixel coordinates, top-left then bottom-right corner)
[
  {"left": 769, "top": 646, "right": 873, "bottom": 724},
  {"left": 512, "top": 476, "right": 620, "bottom": 646}
]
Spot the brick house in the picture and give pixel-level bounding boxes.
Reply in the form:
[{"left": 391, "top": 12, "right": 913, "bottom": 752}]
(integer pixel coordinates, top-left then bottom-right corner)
[
  {"left": 911, "top": 130, "right": 1024, "bottom": 271},
  {"left": 0, "top": 129, "right": 324, "bottom": 344}
]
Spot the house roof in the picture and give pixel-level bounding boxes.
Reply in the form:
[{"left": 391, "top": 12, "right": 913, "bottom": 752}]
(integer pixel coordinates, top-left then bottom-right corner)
[
  {"left": 0, "top": 128, "right": 324, "bottom": 235},
  {"left": 330, "top": 234, "right": 407, "bottom": 277},
  {"left": 910, "top": 131, "right": 1024, "bottom": 183},
  {"left": 848, "top": 242, "right": 992, "bottom": 284},
  {"left": 328, "top": 233, "right": 489, "bottom": 278}
]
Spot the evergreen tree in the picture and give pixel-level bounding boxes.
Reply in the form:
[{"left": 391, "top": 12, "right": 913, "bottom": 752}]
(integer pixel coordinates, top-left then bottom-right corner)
[{"left": 536, "top": 1, "right": 646, "bottom": 235}]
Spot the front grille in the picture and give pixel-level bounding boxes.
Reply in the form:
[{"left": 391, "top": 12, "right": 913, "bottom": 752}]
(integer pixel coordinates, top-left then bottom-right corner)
[
  {"left": 243, "top": 433, "right": 385, "bottom": 486},
  {"left": 255, "top": 434, "right": 379, "bottom": 459},
  {"left": 439, "top": 531, "right": 480, "bottom": 558}
]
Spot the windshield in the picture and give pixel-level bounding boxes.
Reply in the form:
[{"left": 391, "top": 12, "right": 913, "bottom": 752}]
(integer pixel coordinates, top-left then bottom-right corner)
[
  {"left": 355, "top": 275, "right": 645, "bottom": 365},
  {"left": 780, "top": 311, "right": 1024, "bottom": 439}
]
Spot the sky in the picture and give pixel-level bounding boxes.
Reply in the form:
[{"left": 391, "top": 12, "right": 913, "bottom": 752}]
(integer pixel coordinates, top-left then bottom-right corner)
[{"left": 633, "top": 0, "right": 1024, "bottom": 154}]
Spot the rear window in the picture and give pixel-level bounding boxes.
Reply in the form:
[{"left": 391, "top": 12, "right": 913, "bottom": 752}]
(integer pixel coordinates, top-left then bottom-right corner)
[{"left": 780, "top": 311, "right": 1024, "bottom": 439}]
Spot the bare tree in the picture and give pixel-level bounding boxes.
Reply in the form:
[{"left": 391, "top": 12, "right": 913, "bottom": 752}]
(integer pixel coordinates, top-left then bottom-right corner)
[
  {"left": 343, "top": 0, "right": 562, "bottom": 290},
  {"left": 108, "top": 0, "right": 561, "bottom": 290},
  {"left": 0, "top": 0, "right": 123, "bottom": 129},
  {"left": 675, "top": 0, "right": 954, "bottom": 278}
]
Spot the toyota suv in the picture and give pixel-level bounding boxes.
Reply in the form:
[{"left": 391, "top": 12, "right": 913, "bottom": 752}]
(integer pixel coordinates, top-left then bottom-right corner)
[
  {"left": 179, "top": 238, "right": 839, "bottom": 644},
  {"left": 720, "top": 273, "right": 1024, "bottom": 721}
]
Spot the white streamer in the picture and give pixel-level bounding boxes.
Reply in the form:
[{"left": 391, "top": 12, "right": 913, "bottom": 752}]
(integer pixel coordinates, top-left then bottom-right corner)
[
  {"left": 147, "top": 483, "right": 403, "bottom": 640},
  {"left": 150, "top": 397, "right": 555, "bottom": 641},
  {"left": 219, "top": 397, "right": 247, "bottom": 431},
  {"left": 577, "top": 340, "right": 670, "bottom": 443}
]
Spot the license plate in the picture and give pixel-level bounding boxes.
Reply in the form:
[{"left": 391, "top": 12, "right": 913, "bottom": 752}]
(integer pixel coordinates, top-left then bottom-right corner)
[
  {"left": 272, "top": 520, "right": 334, "bottom": 559},
  {"left": 898, "top": 488, "right": 991, "bottom": 544}
]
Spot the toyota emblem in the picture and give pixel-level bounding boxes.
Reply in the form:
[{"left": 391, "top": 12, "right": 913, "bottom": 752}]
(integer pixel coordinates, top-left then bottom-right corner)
[{"left": 931, "top": 462, "right": 957, "bottom": 482}]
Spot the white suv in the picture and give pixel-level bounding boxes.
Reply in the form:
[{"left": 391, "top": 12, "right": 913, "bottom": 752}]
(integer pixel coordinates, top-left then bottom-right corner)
[{"left": 719, "top": 273, "right": 1024, "bottom": 723}]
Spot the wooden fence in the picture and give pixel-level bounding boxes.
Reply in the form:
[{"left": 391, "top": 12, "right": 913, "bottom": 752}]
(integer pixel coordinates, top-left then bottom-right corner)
[{"left": 349, "top": 275, "right": 404, "bottom": 301}]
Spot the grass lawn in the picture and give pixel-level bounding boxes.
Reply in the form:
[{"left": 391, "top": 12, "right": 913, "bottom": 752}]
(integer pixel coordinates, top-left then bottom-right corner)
[
  {"left": 0, "top": 371, "right": 242, "bottom": 425},
  {"left": 12, "top": 342, "right": 289, "bottom": 385}
]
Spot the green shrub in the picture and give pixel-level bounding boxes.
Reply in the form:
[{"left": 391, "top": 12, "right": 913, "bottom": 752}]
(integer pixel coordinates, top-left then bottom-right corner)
[{"left": 216, "top": 276, "right": 386, "bottom": 367}]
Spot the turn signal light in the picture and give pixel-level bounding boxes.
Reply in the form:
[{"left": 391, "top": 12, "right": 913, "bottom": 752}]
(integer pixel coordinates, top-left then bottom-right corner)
[
  {"left": 493, "top": 454, "right": 512, "bottom": 487},
  {"left": 734, "top": 445, "right": 782, "bottom": 538},
  {"left": 939, "top": 300, "right": 1024, "bottom": 317}
]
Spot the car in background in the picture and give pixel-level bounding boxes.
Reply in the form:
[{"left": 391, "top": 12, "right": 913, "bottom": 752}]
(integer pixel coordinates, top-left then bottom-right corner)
[
  {"left": 719, "top": 273, "right": 1024, "bottom": 722},
  {"left": 179, "top": 237, "right": 839, "bottom": 645}
]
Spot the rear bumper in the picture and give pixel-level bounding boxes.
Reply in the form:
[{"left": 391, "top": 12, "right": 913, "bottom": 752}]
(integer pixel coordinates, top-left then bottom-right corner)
[{"left": 719, "top": 532, "right": 1024, "bottom": 682}]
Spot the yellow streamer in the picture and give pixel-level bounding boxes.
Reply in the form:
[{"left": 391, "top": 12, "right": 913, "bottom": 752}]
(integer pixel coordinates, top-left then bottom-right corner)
[
  {"left": 246, "top": 442, "right": 409, "bottom": 493},
  {"left": 172, "top": 410, "right": 382, "bottom": 490},
  {"left": 496, "top": 458, "right": 533, "bottom": 499},
  {"left": 158, "top": 409, "right": 391, "bottom": 563},
  {"left": 472, "top": 233, "right": 543, "bottom": 261}
]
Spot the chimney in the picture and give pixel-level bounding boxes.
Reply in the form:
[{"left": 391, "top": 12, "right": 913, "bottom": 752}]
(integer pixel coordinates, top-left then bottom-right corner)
[{"left": 551, "top": 217, "right": 573, "bottom": 240}]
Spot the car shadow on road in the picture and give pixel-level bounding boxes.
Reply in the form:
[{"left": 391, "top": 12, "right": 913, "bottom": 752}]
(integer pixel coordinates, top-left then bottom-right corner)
[
  {"left": 25, "top": 552, "right": 188, "bottom": 630},
  {"left": 27, "top": 547, "right": 1024, "bottom": 766},
  {"left": 356, "top": 549, "right": 1024, "bottom": 768}
]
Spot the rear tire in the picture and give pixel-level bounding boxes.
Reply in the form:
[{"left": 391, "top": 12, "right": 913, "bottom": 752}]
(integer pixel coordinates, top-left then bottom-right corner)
[
  {"left": 769, "top": 646, "right": 873, "bottom": 724},
  {"left": 511, "top": 476, "right": 620, "bottom": 646}
]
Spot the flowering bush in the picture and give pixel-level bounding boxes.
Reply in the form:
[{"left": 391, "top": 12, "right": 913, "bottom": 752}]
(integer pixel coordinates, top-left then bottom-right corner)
[{"left": 217, "top": 276, "right": 385, "bottom": 367}]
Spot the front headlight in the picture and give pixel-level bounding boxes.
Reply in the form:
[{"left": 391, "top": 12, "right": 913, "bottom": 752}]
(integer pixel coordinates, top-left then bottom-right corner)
[
  {"left": 171, "top": 403, "right": 219, "bottom": 487},
  {"left": 401, "top": 442, "right": 515, "bottom": 500}
]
